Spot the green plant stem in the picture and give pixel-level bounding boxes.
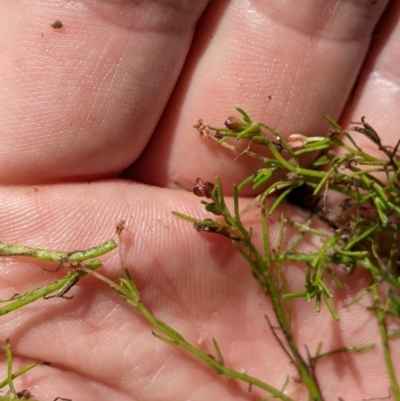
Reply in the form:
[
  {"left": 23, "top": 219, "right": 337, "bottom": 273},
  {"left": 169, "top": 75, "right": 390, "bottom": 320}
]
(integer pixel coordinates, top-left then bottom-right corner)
[
  {"left": 244, "top": 195, "right": 322, "bottom": 398},
  {"left": 370, "top": 283, "right": 400, "bottom": 400},
  {"left": 0, "top": 339, "right": 37, "bottom": 400},
  {"left": 148, "top": 307, "right": 295, "bottom": 401},
  {"left": 0, "top": 259, "right": 102, "bottom": 316},
  {"left": 89, "top": 266, "right": 296, "bottom": 399},
  {"left": 110, "top": 269, "right": 296, "bottom": 401},
  {"left": 0, "top": 239, "right": 117, "bottom": 263},
  {"left": 175, "top": 194, "right": 324, "bottom": 398},
  {"left": 311, "top": 343, "right": 375, "bottom": 368},
  {"left": 5, "top": 339, "right": 16, "bottom": 396},
  {"left": 259, "top": 258, "right": 323, "bottom": 400},
  {"left": 0, "top": 363, "right": 37, "bottom": 390},
  {"left": 226, "top": 179, "right": 324, "bottom": 399}
]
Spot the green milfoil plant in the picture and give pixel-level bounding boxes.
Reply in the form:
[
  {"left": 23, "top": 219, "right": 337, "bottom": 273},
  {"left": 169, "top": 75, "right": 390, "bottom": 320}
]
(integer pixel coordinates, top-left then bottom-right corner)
[
  {"left": 0, "top": 109, "right": 399, "bottom": 400},
  {"left": 173, "top": 108, "right": 400, "bottom": 400}
]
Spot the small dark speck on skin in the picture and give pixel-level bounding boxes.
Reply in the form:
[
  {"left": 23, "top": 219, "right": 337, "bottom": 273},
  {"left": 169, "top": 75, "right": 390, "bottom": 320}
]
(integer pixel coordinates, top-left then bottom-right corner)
[
  {"left": 268, "top": 95, "right": 272, "bottom": 100},
  {"left": 51, "top": 20, "right": 63, "bottom": 29}
]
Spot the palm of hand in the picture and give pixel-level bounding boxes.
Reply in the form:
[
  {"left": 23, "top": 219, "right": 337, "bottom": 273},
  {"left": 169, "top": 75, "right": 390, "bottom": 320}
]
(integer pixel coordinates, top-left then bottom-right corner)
[{"left": 0, "top": 1, "right": 399, "bottom": 400}]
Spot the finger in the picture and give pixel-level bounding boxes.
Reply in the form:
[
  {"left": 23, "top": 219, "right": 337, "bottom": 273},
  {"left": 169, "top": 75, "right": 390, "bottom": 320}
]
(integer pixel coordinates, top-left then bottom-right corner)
[
  {"left": 341, "top": 0, "right": 400, "bottom": 149},
  {"left": 129, "top": 0, "right": 389, "bottom": 194},
  {"left": 322, "top": 1, "right": 400, "bottom": 210},
  {"left": 0, "top": 1, "right": 208, "bottom": 183},
  {"left": 0, "top": 182, "right": 393, "bottom": 400}
]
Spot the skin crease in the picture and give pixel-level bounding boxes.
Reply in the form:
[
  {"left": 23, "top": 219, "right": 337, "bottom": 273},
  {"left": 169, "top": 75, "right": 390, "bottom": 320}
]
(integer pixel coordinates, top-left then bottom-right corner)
[{"left": 0, "top": 0, "right": 399, "bottom": 399}]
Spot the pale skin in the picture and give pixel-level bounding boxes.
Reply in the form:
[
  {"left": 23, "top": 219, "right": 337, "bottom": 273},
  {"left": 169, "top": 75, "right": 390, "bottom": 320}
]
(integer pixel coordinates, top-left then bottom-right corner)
[{"left": 0, "top": 1, "right": 399, "bottom": 400}]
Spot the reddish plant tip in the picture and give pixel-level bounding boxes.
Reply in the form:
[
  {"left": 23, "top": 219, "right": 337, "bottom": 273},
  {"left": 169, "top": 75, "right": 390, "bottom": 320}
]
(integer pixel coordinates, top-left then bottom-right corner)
[
  {"left": 224, "top": 116, "right": 249, "bottom": 132},
  {"left": 286, "top": 133, "right": 308, "bottom": 151},
  {"left": 193, "top": 178, "right": 214, "bottom": 199}
]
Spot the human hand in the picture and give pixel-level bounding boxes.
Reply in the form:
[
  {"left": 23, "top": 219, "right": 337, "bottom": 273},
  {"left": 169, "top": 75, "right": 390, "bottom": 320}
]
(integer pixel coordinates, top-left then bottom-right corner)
[{"left": 0, "top": 1, "right": 399, "bottom": 400}]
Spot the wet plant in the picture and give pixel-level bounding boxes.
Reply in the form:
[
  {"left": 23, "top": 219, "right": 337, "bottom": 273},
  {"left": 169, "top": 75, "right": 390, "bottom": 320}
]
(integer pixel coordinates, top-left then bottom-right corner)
[
  {"left": 171, "top": 108, "right": 400, "bottom": 400},
  {"left": 1, "top": 109, "right": 400, "bottom": 400}
]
